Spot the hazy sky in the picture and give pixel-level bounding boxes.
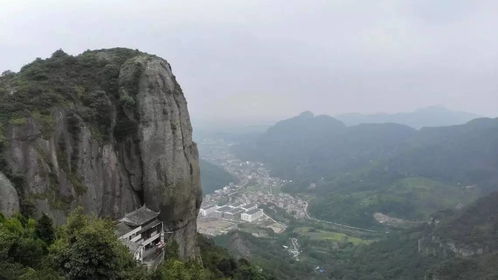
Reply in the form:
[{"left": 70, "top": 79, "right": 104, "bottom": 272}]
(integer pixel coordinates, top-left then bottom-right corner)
[{"left": 1, "top": 0, "right": 498, "bottom": 125}]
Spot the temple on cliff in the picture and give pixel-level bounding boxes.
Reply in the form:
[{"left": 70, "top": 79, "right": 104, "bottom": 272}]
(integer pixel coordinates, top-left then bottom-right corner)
[{"left": 115, "top": 205, "right": 166, "bottom": 269}]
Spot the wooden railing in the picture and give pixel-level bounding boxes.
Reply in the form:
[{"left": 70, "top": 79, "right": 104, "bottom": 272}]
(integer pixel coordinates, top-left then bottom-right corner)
[{"left": 143, "top": 232, "right": 161, "bottom": 246}]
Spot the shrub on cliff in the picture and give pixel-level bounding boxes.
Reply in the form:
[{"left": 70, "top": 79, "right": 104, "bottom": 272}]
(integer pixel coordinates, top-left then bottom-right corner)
[{"left": 0, "top": 214, "right": 59, "bottom": 279}]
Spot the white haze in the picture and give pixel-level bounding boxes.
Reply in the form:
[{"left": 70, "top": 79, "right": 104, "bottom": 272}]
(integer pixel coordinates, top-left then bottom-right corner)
[{"left": 1, "top": 0, "right": 498, "bottom": 127}]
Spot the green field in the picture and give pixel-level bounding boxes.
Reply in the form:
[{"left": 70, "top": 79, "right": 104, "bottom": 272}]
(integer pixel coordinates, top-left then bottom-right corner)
[
  {"left": 293, "top": 226, "right": 371, "bottom": 245},
  {"left": 311, "top": 176, "right": 481, "bottom": 228}
]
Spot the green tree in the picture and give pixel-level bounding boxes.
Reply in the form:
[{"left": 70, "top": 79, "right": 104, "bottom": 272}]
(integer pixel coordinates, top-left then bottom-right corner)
[
  {"left": 0, "top": 214, "right": 52, "bottom": 279},
  {"left": 233, "top": 259, "right": 274, "bottom": 280},
  {"left": 151, "top": 259, "right": 212, "bottom": 280},
  {"left": 36, "top": 213, "right": 55, "bottom": 245},
  {"left": 0, "top": 214, "right": 47, "bottom": 267},
  {"left": 19, "top": 268, "right": 64, "bottom": 280},
  {"left": 48, "top": 208, "right": 144, "bottom": 280}
]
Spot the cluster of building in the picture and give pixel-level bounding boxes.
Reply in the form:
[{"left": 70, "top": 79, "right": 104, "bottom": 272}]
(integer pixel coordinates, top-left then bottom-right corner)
[
  {"left": 196, "top": 138, "right": 295, "bottom": 236},
  {"left": 212, "top": 182, "right": 242, "bottom": 196},
  {"left": 238, "top": 191, "right": 307, "bottom": 218},
  {"left": 200, "top": 201, "right": 264, "bottom": 222}
]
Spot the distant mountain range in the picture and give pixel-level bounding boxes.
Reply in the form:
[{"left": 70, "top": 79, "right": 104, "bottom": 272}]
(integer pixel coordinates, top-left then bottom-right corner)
[
  {"left": 335, "top": 106, "right": 482, "bottom": 129},
  {"left": 233, "top": 111, "right": 498, "bottom": 227},
  {"left": 218, "top": 109, "right": 498, "bottom": 279}
]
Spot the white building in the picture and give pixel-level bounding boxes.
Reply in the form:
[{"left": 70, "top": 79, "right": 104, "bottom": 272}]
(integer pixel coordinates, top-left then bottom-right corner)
[
  {"left": 230, "top": 202, "right": 245, "bottom": 208},
  {"left": 241, "top": 208, "right": 264, "bottom": 222},
  {"left": 241, "top": 203, "right": 258, "bottom": 212},
  {"left": 214, "top": 205, "right": 232, "bottom": 218},
  {"left": 224, "top": 208, "right": 244, "bottom": 220},
  {"left": 199, "top": 204, "right": 219, "bottom": 217}
]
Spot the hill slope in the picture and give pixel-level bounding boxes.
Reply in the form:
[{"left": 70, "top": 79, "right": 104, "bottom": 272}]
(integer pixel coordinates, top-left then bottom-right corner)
[
  {"left": 200, "top": 159, "right": 235, "bottom": 194},
  {"left": 233, "top": 112, "right": 498, "bottom": 227},
  {"left": 329, "top": 191, "right": 498, "bottom": 280}
]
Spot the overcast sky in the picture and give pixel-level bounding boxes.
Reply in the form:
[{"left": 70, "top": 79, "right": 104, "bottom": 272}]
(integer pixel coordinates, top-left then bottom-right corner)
[{"left": 1, "top": 0, "right": 498, "bottom": 125}]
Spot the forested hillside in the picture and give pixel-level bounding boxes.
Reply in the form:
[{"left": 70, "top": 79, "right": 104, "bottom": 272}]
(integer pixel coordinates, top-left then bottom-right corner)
[
  {"left": 200, "top": 159, "right": 235, "bottom": 194},
  {"left": 213, "top": 191, "right": 498, "bottom": 280},
  {"left": 328, "top": 191, "right": 498, "bottom": 280},
  {"left": 233, "top": 112, "right": 498, "bottom": 227}
]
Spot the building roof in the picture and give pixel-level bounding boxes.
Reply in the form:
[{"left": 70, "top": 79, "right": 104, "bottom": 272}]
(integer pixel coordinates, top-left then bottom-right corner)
[
  {"left": 230, "top": 202, "right": 245, "bottom": 208},
  {"left": 243, "top": 203, "right": 257, "bottom": 209},
  {"left": 120, "top": 205, "right": 160, "bottom": 227},
  {"left": 138, "top": 219, "right": 162, "bottom": 235},
  {"left": 217, "top": 206, "right": 232, "bottom": 213},
  {"left": 201, "top": 203, "right": 218, "bottom": 210},
  {"left": 115, "top": 222, "right": 134, "bottom": 237},
  {"left": 245, "top": 208, "right": 262, "bottom": 215},
  {"left": 226, "top": 208, "right": 245, "bottom": 215}
]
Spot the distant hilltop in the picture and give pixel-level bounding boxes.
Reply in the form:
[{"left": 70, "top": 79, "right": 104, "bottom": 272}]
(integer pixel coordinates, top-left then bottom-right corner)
[{"left": 335, "top": 106, "right": 481, "bottom": 129}]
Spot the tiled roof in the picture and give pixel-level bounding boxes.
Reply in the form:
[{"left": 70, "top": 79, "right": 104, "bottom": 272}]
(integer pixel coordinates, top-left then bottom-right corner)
[
  {"left": 115, "top": 222, "right": 134, "bottom": 236},
  {"left": 120, "top": 205, "right": 159, "bottom": 227},
  {"left": 138, "top": 219, "right": 162, "bottom": 234},
  {"left": 201, "top": 203, "right": 218, "bottom": 209},
  {"left": 217, "top": 206, "right": 232, "bottom": 212},
  {"left": 230, "top": 202, "right": 245, "bottom": 208},
  {"left": 225, "top": 208, "right": 244, "bottom": 215},
  {"left": 245, "top": 208, "right": 262, "bottom": 215}
]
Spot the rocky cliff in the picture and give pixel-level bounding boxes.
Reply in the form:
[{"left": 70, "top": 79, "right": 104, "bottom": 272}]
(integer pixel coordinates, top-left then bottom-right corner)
[
  {"left": 418, "top": 191, "right": 498, "bottom": 259},
  {"left": 0, "top": 171, "right": 19, "bottom": 216},
  {"left": 0, "top": 48, "right": 201, "bottom": 259},
  {"left": 415, "top": 192, "right": 498, "bottom": 279}
]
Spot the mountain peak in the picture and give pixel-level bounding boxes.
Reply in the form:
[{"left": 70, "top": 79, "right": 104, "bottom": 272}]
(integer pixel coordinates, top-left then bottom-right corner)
[
  {"left": 297, "top": 111, "right": 314, "bottom": 118},
  {"left": 336, "top": 106, "right": 480, "bottom": 129}
]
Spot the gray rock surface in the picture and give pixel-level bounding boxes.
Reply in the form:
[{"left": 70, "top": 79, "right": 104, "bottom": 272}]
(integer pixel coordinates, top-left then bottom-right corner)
[
  {"left": 0, "top": 172, "right": 19, "bottom": 216},
  {"left": 0, "top": 49, "right": 201, "bottom": 259}
]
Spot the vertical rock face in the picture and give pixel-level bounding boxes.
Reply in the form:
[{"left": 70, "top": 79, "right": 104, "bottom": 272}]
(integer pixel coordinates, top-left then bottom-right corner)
[
  {"left": 133, "top": 57, "right": 202, "bottom": 258},
  {"left": 0, "top": 172, "right": 19, "bottom": 216},
  {"left": 0, "top": 48, "right": 201, "bottom": 259}
]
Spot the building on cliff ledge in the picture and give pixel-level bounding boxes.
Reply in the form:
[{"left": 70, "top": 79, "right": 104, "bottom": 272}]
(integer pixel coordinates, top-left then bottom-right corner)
[{"left": 115, "top": 206, "right": 165, "bottom": 269}]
